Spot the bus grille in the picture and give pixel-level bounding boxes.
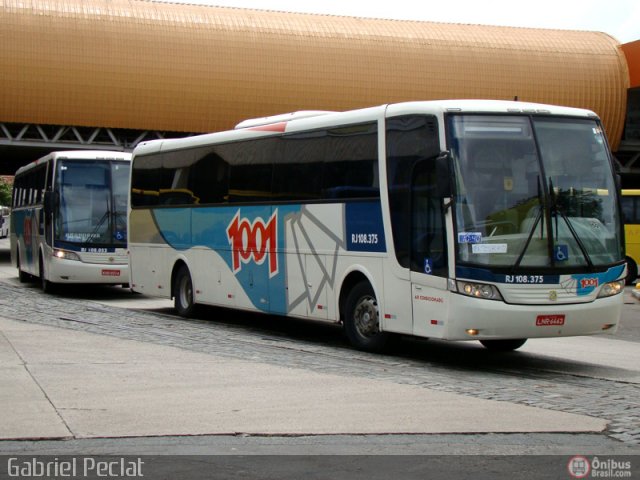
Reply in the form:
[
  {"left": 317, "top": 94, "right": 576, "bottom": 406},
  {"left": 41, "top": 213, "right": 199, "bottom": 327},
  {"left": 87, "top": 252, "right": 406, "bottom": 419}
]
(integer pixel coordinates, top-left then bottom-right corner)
[
  {"left": 78, "top": 251, "right": 128, "bottom": 265},
  {"left": 500, "top": 284, "right": 593, "bottom": 305}
]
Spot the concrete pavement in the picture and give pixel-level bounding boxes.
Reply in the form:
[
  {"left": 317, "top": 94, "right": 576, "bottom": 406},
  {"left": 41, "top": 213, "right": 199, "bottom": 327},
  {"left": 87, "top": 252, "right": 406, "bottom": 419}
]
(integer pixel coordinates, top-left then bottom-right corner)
[{"left": 0, "top": 314, "right": 609, "bottom": 441}]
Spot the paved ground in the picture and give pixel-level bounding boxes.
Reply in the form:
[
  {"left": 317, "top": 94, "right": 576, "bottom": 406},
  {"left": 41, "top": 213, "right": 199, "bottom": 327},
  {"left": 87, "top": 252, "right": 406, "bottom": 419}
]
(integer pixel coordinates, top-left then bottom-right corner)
[
  {"left": 0, "top": 238, "right": 639, "bottom": 459},
  {"left": 1, "top": 315, "right": 609, "bottom": 439}
]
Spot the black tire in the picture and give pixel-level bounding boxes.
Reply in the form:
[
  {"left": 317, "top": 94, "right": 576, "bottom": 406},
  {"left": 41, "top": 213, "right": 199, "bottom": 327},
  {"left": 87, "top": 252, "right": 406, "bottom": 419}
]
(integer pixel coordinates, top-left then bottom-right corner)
[
  {"left": 17, "top": 250, "right": 29, "bottom": 283},
  {"left": 174, "top": 265, "right": 197, "bottom": 317},
  {"left": 343, "top": 281, "right": 389, "bottom": 352},
  {"left": 480, "top": 339, "right": 527, "bottom": 352},
  {"left": 626, "top": 257, "right": 637, "bottom": 286},
  {"left": 39, "top": 253, "right": 55, "bottom": 294}
]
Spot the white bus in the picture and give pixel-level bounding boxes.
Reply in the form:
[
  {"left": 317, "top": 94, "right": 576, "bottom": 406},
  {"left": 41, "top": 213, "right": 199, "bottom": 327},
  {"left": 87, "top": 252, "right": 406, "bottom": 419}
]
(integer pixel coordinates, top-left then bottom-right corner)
[
  {"left": 11, "top": 150, "right": 132, "bottom": 292},
  {"left": 128, "top": 100, "right": 626, "bottom": 352},
  {"left": 0, "top": 205, "right": 9, "bottom": 238}
]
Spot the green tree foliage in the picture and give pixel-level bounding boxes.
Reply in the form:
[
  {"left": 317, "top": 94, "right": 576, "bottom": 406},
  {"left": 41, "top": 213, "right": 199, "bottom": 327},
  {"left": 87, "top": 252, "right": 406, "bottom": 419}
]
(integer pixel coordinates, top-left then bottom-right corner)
[{"left": 0, "top": 177, "right": 13, "bottom": 206}]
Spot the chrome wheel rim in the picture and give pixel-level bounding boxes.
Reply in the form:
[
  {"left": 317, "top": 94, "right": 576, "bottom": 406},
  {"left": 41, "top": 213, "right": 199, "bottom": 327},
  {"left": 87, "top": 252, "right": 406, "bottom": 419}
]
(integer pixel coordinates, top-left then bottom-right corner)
[{"left": 353, "top": 295, "right": 379, "bottom": 337}]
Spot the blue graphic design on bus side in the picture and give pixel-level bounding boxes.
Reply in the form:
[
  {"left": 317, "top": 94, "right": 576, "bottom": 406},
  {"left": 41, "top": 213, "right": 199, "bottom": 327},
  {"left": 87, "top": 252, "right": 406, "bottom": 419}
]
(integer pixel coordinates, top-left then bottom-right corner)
[
  {"left": 12, "top": 209, "right": 36, "bottom": 267},
  {"left": 153, "top": 205, "right": 300, "bottom": 314},
  {"left": 152, "top": 201, "right": 386, "bottom": 314}
]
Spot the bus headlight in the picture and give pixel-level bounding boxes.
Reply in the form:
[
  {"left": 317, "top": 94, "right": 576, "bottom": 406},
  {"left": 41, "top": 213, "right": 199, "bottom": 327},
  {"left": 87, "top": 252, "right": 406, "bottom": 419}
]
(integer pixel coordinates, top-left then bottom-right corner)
[
  {"left": 54, "top": 249, "right": 81, "bottom": 261},
  {"left": 456, "top": 281, "right": 503, "bottom": 301},
  {"left": 597, "top": 279, "right": 625, "bottom": 298}
]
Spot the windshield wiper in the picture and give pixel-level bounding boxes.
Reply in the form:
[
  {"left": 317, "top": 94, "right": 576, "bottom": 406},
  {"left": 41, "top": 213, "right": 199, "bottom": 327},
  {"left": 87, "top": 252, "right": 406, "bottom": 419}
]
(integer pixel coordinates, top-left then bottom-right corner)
[
  {"left": 548, "top": 178, "right": 594, "bottom": 269},
  {"left": 85, "top": 191, "right": 112, "bottom": 244},
  {"left": 512, "top": 206, "right": 543, "bottom": 272},
  {"left": 512, "top": 176, "right": 544, "bottom": 272},
  {"left": 85, "top": 209, "right": 110, "bottom": 243}
]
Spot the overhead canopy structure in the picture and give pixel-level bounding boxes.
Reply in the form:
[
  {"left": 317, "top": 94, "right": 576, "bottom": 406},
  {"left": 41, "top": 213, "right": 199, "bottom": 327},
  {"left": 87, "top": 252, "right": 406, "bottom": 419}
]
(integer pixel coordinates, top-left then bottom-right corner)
[{"left": 0, "top": 0, "right": 631, "bottom": 151}]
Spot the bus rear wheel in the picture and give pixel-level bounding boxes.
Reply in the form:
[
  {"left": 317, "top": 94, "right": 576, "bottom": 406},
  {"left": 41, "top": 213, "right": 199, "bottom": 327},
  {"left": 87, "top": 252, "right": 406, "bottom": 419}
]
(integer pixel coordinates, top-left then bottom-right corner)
[
  {"left": 343, "top": 281, "right": 389, "bottom": 352},
  {"left": 480, "top": 339, "right": 527, "bottom": 352},
  {"left": 174, "top": 265, "right": 197, "bottom": 317},
  {"left": 17, "top": 251, "right": 30, "bottom": 283}
]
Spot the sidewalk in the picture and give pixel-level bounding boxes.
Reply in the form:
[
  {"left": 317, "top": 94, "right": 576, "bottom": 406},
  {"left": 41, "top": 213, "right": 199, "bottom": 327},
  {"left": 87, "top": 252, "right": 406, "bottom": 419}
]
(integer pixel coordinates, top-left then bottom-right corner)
[{"left": 0, "top": 315, "right": 607, "bottom": 440}]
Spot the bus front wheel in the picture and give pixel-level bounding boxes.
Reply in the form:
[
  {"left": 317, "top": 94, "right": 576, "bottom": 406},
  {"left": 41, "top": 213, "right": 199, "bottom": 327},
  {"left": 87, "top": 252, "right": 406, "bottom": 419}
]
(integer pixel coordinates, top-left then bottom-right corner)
[
  {"left": 480, "top": 339, "right": 527, "bottom": 352},
  {"left": 17, "top": 251, "right": 30, "bottom": 283},
  {"left": 174, "top": 265, "right": 197, "bottom": 317},
  {"left": 343, "top": 281, "right": 389, "bottom": 352},
  {"left": 39, "top": 253, "right": 55, "bottom": 293}
]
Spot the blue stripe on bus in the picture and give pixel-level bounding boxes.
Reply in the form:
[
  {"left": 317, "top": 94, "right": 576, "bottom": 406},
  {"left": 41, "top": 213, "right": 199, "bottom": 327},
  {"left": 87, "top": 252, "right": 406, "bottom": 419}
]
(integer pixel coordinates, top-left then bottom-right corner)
[
  {"left": 456, "top": 264, "right": 625, "bottom": 296},
  {"left": 151, "top": 201, "right": 386, "bottom": 313}
]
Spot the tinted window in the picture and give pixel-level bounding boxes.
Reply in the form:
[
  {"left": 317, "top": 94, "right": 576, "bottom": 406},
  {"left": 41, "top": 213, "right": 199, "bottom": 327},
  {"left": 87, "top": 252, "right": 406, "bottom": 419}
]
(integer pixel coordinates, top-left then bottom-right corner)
[
  {"left": 131, "top": 122, "right": 379, "bottom": 207},
  {"left": 13, "top": 163, "right": 47, "bottom": 207},
  {"left": 321, "top": 124, "right": 379, "bottom": 199},
  {"left": 188, "top": 151, "right": 229, "bottom": 204},
  {"left": 273, "top": 131, "right": 324, "bottom": 201},
  {"left": 225, "top": 138, "right": 279, "bottom": 203},
  {"left": 130, "top": 155, "right": 179, "bottom": 207}
]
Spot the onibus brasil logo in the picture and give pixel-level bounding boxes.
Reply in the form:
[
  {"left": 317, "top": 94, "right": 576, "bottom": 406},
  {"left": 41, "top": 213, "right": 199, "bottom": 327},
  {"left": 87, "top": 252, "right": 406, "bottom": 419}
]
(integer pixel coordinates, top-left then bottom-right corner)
[
  {"left": 568, "top": 456, "right": 633, "bottom": 478},
  {"left": 226, "top": 210, "right": 279, "bottom": 278}
]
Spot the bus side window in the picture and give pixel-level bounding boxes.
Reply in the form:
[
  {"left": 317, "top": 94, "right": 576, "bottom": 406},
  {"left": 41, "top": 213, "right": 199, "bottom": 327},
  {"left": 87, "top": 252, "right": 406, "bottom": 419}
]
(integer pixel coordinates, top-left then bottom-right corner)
[
  {"left": 188, "top": 151, "right": 229, "bottom": 205},
  {"left": 225, "top": 137, "right": 278, "bottom": 203},
  {"left": 321, "top": 123, "right": 379, "bottom": 200},
  {"left": 131, "top": 156, "right": 178, "bottom": 207}
]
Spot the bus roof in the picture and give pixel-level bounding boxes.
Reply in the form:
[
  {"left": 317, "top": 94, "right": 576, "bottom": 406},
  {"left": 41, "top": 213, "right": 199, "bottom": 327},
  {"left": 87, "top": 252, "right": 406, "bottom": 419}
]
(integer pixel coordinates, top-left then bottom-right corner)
[
  {"left": 133, "top": 100, "right": 599, "bottom": 156},
  {"left": 15, "top": 150, "right": 132, "bottom": 177}
]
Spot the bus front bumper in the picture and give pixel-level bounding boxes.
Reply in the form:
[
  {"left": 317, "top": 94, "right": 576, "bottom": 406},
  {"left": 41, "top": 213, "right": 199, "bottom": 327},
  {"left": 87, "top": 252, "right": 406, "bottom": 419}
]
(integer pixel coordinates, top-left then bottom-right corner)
[
  {"left": 49, "top": 257, "right": 130, "bottom": 285},
  {"left": 443, "top": 293, "right": 623, "bottom": 341}
]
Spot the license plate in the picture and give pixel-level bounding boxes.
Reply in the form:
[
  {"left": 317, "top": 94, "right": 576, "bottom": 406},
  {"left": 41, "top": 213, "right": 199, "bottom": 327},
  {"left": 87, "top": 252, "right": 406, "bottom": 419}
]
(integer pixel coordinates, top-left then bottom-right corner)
[
  {"left": 101, "top": 269, "right": 121, "bottom": 277},
  {"left": 536, "top": 314, "right": 565, "bottom": 326}
]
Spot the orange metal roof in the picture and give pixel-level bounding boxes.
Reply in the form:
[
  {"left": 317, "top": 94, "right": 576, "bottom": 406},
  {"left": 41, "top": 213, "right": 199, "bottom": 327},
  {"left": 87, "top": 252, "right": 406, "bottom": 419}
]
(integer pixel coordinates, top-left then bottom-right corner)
[
  {"left": 622, "top": 40, "right": 640, "bottom": 88},
  {"left": 0, "top": 0, "right": 630, "bottom": 149}
]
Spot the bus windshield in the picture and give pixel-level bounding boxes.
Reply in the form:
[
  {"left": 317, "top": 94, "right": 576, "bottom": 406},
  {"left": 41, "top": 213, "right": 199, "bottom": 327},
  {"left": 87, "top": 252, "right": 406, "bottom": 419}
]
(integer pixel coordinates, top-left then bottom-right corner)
[
  {"left": 449, "top": 115, "right": 622, "bottom": 270},
  {"left": 54, "top": 160, "right": 130, "bottom": 246}
]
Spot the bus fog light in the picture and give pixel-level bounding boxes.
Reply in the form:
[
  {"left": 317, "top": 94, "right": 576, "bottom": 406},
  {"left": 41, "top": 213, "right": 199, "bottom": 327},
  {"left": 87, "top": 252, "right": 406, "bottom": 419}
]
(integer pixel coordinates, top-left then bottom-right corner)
[
  {"left": 456, "top": 281, "right": 503, "bottom": 301},
  {"left": 597, "top": 280, "right": 625, "bottom": 298},
  {"left": 54, "top": 249, "right": 81, "bottom": 261},
  {"left": 601, "top": 323, "right": 616, "bottom": 330},
  {"left": 466, "top": 329, "right": 480, "bottom": 336}
]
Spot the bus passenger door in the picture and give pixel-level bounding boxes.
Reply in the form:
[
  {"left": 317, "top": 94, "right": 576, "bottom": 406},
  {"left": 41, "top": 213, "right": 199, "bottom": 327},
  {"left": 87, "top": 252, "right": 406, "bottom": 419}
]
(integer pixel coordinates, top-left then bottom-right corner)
[{"left": 410, "top": 159, "right": 450, "bottom": 338}]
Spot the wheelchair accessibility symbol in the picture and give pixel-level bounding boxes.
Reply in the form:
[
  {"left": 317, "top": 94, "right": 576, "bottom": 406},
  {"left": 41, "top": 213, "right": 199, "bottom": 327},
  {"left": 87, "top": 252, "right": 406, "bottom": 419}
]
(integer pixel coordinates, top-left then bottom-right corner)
[
  {"left": 424, "top": 258, "right": 433, "bottom": 275},
  {"left": 554, "top": 245, "right": 569, "bottom": 262}
]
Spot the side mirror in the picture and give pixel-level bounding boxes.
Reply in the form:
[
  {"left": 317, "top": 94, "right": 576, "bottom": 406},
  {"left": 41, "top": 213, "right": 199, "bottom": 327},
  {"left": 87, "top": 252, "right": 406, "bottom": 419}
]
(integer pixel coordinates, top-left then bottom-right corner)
[
  {"left": 43, "top": 191, "right": 54, "bottom": 215},
  {"left": 435, "top": 151, "right": 452, "bottom": 198}
]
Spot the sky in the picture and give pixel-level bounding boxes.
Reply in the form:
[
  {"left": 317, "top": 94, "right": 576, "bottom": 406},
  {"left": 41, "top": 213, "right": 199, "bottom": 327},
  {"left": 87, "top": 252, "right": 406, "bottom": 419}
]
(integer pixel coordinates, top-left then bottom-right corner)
[{"left": 153, "top": 0, "right": 639, "bottom": 44}]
